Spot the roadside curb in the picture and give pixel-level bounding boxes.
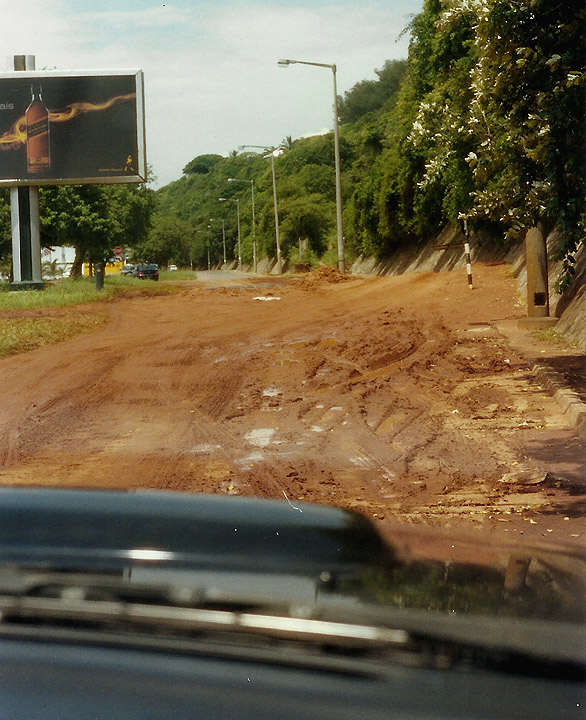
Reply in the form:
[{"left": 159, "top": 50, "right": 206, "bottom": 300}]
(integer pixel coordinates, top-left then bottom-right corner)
[
  {"left": 530, "top": 363, "right": 586, "bottom": 443},
  {"left": 493, "top": 320, "right": 586, "bottom": 444}
]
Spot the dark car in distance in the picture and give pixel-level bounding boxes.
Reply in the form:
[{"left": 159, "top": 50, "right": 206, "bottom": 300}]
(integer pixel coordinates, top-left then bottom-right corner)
[{"left": 133, "top": 263, "right": 159, "bottom": 281}]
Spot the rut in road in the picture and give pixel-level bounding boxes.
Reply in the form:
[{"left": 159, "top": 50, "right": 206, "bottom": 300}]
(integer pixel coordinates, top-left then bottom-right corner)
[{"left": 0, "top": 265, "right": 584, "bottom": 543}]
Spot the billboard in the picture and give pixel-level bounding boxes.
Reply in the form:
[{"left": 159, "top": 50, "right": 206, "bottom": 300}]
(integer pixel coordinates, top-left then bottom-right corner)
[{"left": 0, "top": 69, "right": 146, "bottom": 186}]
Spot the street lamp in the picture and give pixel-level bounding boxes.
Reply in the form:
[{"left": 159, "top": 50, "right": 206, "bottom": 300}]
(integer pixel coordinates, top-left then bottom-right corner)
[
  {"left": 218, "top": 197, "right": 241, "bottom": 271},
  {"left": 210, "top": 217, "right": 226, "bottom": 265},
  {"left": 194, "top": 228, "right": 206, "bottom": 271},
  {"left": 196, "top": 225, "right": 213, "bottom": 270},
  {"left": 206, "top": 224, "right": 211, "bottom": 270},
  {"left": 278, "top": 58, "right": 345, "bottom": 273},
  {"left": 227, "top": 178, "right": 256, "bottom": 273},
  {"left": 238, "top": 145, "right": 282, "bottom": 274}
]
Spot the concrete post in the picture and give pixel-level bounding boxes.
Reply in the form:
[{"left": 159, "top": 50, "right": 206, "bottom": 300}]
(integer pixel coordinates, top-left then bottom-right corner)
[
  {"left": 519, "top": 224, "right": 557, "bottom": 329},
  {"left": 526, "top": 224, "right": 549, "bottom": 317},
  {"left": 504, "top": 555, "right": 531, "bottom": 593}
]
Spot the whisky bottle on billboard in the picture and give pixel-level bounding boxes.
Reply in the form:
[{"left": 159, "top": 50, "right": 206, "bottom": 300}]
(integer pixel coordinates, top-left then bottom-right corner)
[{"left": 26, "top": 84, "right": 51, "bottom": 174}]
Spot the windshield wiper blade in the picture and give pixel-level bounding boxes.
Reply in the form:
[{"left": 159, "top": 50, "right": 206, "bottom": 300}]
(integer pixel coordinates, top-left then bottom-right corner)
[
  {"left": 0, "top": 592, "right": 409, "bottom": 650},
  {"left": 1, "top": 569, "right": 585, "bottom": 676}
]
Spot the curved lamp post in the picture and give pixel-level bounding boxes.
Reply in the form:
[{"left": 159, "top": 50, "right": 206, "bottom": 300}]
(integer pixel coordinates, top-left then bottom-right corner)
[
  {"left": 218, "top": 197, "right": 241, "bottom": 271},
  {"left": 227, "top": 178, "right": 256, "bottom": 273},
  {"left": 278, "top": 58, "right": 345, "bottom": 273},
  {"left": 209, "top": 217, "right": 226, "bottom": 265},
  {"left": 238, "top": 145, "right": 282, "bottom": 274}
]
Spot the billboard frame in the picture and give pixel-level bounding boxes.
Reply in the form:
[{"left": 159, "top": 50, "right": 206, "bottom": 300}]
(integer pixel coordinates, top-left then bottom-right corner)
[{"left": 0, "top": 68, "right": 146, "bottom": 187}]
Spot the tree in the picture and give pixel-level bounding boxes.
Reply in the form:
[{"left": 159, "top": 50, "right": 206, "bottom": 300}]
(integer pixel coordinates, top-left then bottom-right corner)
[
  {"left": 0, "top": 190, "right": 11, "bottom": 265},
  {"left": 398, "top": 0, "right": 476, "bottom": 234},
  {"left": 183, "top": 154, "right": 223, "bottom": 175},
  {"left": 438, "top": 0, "right": 585, "bottom": 284},
  {"left": 38, "top": 182, "right": 156, "bottom": 276},
  {"left": 338, "top": 59, "right": 407, "bottom": 124},
  {"left": 134, "top": 214, "right": 192, "bottom": 266},
  {"left": 278, "top": 195, "right": 332, "bottom": 260}
]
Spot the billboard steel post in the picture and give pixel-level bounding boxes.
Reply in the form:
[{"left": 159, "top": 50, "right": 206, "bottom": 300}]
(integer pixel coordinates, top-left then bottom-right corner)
[{"left": 9, "top": 55, "right": 43, "bottom": 290}]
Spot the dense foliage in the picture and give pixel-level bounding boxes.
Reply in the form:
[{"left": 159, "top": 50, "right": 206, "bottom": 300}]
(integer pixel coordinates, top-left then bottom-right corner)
[
  {"left": 0, "top": 182, "right": 155, "bottom": 278},
  {"left": 418, "top": 0, "right": 585, "bottom": 286},
  {"left": 150, "top": 0, "right": 583, "bottom": 280},
  {"left": 40, "top": 183, "right": 156, "bottom": 275},
  {"left": 1, "top": 1, "right": 583, "bottom": 283},
  {"left": 337, "top": 60, "right": 407, "bottom": 124}
]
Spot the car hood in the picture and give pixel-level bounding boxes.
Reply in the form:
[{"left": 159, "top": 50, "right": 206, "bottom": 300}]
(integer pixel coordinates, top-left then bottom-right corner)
[{"left": 0, "top": 487, "right": 583, "bottom": 626}]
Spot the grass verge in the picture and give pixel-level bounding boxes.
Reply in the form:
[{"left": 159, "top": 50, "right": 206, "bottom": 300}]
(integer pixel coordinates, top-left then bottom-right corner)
[
  {"left": 531, "top": 327, "right": 576, "bottom": 348},
  {"left": 0, "top": 275, "right": 183, "bottom": 311},
  {"left": 0, "top": 275, "right": 188, "bottom": 358},
  {"left": 0, "top": 314, "right": 109, "bottom": 358}
]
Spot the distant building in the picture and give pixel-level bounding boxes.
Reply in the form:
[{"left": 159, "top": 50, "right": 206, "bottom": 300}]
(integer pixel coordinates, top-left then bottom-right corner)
[{"left": 42, "top": 246, "right": 77, "bottom": 277}]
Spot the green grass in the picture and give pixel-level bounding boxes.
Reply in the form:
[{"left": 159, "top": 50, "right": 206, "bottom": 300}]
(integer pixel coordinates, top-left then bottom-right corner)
[
  {"left": 531, "top": 327, "right": 576, "bottom": 348},
  {"left": 0, "top": 314, "right": 109, "bottom": 358},
  {"left": 0, "top": 274, "right": 190, "bottom": 357},
  {"left": 0, "top": 274, "right": 184, "bottom": 311}
]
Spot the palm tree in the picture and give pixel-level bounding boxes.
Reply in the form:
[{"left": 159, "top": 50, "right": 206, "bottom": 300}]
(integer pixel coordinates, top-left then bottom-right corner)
[{"left": 280, "top": 136, "right": 293, "bottom": 152}]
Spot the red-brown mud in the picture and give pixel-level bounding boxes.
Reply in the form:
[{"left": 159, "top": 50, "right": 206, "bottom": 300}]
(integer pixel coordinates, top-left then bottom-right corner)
[{"left": 0, "top": 264, "right": 584, "bottom": 548}]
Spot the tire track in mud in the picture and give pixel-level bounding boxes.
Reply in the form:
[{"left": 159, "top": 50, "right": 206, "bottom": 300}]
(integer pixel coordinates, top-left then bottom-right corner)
[
  {"left": 0, "top": 350, "right": 125, "bottom": 468},
  {"left": 205, "top": 308, "right": 453, "bottom": 509},
  {"left": 0, "top": 268, "right": 583, "bottom": 542}
]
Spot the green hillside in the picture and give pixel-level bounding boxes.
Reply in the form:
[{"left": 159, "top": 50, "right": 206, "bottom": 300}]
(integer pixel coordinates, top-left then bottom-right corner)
[
  {"left": 1, "top": 1, "right": 583, "bottom": 285},
  {"left": 146, "top": 0, "right": 584, "bottom": 282}
]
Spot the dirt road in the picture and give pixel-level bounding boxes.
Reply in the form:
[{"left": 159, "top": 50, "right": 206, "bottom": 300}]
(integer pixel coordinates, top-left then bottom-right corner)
[{"left": 0, "top": 264, "right": 584, "bottom": 545}]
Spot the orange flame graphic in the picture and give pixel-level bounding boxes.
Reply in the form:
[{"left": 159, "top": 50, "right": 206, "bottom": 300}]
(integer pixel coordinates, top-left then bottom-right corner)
[
  {"left": 0, "top": 92, "right": 135, "bottom": 151},
  {"left": 0, "top": 116, "right": 27, "bottom": 150}
]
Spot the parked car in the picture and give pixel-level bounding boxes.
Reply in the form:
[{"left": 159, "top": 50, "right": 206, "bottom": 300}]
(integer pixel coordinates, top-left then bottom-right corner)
[
  {"left": 168, "top": 264, "right": 178, "bottom": 271},
  {"left": 120, "top": 264, "right": 135, "bottom": 275},
  {"left": 132, "top": 263, "right": 159, "bottom": 281},
  {"left": 0, "top": 487, "right": 583, "bottom": 719}
]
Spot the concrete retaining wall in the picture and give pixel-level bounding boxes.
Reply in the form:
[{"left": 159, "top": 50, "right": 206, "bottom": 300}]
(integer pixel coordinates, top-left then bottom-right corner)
[{"left": 350, "top": 224, "right": 585, "bottom": 351}]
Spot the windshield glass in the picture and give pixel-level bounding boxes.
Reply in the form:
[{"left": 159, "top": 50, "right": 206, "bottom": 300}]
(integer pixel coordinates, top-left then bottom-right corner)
[{"left": 0, "top": 0, "right": 584, "bottom": 670}]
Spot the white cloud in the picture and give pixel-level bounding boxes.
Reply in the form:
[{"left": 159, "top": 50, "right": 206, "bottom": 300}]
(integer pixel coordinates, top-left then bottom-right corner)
[{"left": 0, "top": 0, "right": 420, "bottom": 186}]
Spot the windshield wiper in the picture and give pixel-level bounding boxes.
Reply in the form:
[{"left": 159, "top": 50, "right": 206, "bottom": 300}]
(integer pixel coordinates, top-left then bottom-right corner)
[
  {"left": 0, "top": 568, "right": 584, "bottom": 679},
  {"left": 0, "top": 568, "right": 408, "bottom": 649}
]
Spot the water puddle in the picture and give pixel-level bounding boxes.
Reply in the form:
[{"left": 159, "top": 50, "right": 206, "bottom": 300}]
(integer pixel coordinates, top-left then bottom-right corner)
[
  {"left": 263, "top": 388, "right": 281, "bottom": 397},
  {"left": 237, "top": 451, "right": 265, "bottom": 467},
  {"left": 244, "top": 428, "right": 276, "bottom": 447},
  {"left": 190, "top": 444, "right": 221, "bottom": 454}
]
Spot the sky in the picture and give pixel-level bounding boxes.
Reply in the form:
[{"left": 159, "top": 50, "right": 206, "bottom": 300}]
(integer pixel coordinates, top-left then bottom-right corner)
[{"left": 0, "top": 0, "right": 423, "bottom": 188}]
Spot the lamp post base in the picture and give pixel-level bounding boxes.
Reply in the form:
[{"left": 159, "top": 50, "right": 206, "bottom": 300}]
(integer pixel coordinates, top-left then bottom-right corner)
[
  {"left": 9, "top": 280, "right": 45, "bottom": 291},
  {"left": 518, "top": 316, "right": 558, "bottom": 329}
]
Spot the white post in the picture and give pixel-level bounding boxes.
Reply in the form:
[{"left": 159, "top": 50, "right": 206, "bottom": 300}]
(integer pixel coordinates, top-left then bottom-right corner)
[{"left": 463, "top": 219, "right": 473, "bottom": 290}]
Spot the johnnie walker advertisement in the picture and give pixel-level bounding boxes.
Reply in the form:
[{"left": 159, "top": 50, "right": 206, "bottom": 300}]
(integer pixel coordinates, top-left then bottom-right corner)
[{"left": 0, "top": 69, "right": 146, "bottom": 185}]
